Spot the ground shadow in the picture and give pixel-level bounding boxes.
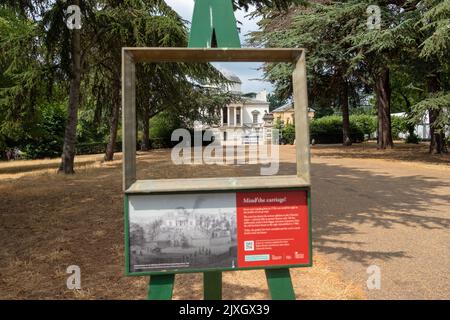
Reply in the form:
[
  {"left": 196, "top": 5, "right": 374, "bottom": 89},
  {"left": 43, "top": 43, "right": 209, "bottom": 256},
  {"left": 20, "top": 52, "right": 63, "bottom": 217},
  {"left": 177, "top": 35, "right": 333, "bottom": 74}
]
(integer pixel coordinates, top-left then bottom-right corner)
[
  {"left": 2, "top": 148, "right": 449, "bottom": 299},
  {"left": 136, "top": 152, "right": 450, "bottom": 265},
  {"left": 309, "top": 162, "right": 450, "bottom": 263},
  {"left": 312, "top": 143, "right": 450, "bottom": 166}
]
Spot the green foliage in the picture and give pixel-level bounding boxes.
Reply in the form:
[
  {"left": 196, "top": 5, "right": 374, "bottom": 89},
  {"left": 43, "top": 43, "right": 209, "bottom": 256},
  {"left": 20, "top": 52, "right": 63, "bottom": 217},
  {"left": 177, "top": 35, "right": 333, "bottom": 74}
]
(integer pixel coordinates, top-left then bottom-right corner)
[
  {"left": 350, "top": 114, "right": 377, "bottom": 137},
  {"left": 1, "top": 1, "right": 231, "bottom": 161},
  {"left": 391, "top": 116, "right": 409, "bottom": 139},
  {"left": 314, "top": 106, "right": 335, "bottom": 118},
  {"left": 418, "top": 0, "right": 450, "bottom": 63},
  {"left": 271, "top": 113, "right": 377, "bottom": 145},
  {"left": 282, "top": 123, "right": 295, "bottom": 145},
  {"left": 267, "top": 93, "right": 287, "bottom": 112},
  {"left": 409, "top": 93, "right": 450, "bottom": 133},
  {"left": 406, "top": 133, "right": 420, "bottom": 144},
  {"left": 1, "top": 1, "right": 448, "bottom": 159},
  {"left": 233, "top": 0, "right": 304, "bottom": 11},
  {"left": 22, "top": 102, "right": 66, "bottom": 159},
  {"left": 176, "top": 88, "right": 237, "bottom": 128},
  {"left": 149, "top": 112, "right": 182, "bottom": 144},
  {"left": 251, "top": 0, "right": 450, "bottom": 151},
  {"left": 274, "top": 118, "right": 283, "bottom": 130},
  {"left": 76, "top": 108, "right": 108, "bottom": 144},
  {"left": 0, "top": 6, "right": 45, "bottom": 144},
  {"left": 310, "top": 115, "right": 369, "bottom": 144}
]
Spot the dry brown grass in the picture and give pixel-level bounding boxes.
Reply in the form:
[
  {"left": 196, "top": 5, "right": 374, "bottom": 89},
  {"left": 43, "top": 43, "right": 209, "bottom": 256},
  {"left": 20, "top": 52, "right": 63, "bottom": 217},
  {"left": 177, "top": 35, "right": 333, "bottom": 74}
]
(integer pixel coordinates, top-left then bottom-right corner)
[
  {"left": 312, "top": 142, "right": 450, "bottom": 169},
  {"left": 173, "top": 255, "right": 365, "bottom": 300},
  {"left": 8, "top": 143, "right": 448, "bottom": 299}
]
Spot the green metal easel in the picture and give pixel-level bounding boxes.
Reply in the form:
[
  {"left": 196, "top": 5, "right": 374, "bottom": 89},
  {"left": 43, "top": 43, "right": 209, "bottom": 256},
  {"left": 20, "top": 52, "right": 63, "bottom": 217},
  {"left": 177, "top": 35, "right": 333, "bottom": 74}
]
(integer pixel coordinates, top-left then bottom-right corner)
[
  {"left": 146, "top": 0, "right": 296, "bottom": 301},
  {"left": 147, "top": 269, "right": 295, "bottom": 300}
]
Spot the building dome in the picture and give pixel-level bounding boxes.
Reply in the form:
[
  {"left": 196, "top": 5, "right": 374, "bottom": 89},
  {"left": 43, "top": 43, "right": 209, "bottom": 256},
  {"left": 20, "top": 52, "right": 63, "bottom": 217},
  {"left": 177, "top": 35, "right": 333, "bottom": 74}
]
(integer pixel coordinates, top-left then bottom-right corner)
[
  {"left": 220, "top": 69, "right": 242, "bottom": 93},
  {"left": 221, "top": 69, "right": 242, "bottom": 84}
]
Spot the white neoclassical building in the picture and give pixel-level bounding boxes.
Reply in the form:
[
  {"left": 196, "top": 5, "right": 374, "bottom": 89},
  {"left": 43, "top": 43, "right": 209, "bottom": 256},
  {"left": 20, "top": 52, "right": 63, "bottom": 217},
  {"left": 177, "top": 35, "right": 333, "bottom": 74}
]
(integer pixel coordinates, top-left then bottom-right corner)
[{"left": 196, "top": 70, "right": 275, "bottom": 145}]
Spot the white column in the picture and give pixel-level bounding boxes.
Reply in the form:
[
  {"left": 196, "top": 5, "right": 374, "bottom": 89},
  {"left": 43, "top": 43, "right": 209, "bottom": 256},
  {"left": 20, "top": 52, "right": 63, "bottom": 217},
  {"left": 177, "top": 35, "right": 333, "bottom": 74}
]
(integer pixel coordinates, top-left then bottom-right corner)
[
  {"left": 227, "top": 107, "right": 230, "bottom": 126},
  {"left": 234, "top": 107, "right": 237, "bottom": 127},
  {"left": 221, "top": 108, "right": 224, "bottom": 126}
]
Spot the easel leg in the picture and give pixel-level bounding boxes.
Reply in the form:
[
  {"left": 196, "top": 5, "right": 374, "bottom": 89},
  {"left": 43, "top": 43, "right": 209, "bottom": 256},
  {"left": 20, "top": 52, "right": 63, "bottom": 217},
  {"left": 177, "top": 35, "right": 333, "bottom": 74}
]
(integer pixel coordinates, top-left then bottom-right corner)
[
  {"left": 203, "top": 271, "right": 222, "bottom": 300},
  {"left": 147, "top": 274, "right": 175, "bottom": 300},
  {"left": 265, "top": 268, "right": 296, "bottom": 300}
]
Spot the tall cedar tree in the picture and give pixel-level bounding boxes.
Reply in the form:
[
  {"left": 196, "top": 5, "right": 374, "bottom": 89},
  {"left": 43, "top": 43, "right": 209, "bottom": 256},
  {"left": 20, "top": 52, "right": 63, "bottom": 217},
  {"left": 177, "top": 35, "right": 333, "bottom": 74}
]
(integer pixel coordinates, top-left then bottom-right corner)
[{"left": 251, "top": 0, "right": 444, "bottom": 149}]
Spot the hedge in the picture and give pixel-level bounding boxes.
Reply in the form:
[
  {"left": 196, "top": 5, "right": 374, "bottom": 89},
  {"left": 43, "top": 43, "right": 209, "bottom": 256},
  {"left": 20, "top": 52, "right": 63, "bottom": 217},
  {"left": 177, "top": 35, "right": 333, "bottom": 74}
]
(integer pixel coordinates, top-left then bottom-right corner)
[
  {"left": 309, "top": 115, "right": 374, "bottom": 144},
  {"left": 350, "top": 114, "right": 377, "bottom": 137}
]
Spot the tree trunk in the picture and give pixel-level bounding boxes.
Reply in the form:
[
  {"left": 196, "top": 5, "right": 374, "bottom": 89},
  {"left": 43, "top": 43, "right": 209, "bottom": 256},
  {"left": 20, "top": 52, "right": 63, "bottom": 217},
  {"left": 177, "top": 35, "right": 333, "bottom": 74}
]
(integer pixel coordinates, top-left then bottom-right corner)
[
  {"left": 141, "top": 106, "right": 150, "bottom": 151},
  {"left": 428, "top": 108, "right": 446, "bottom": 154},
  {"left": 400, "top": 92, "right": 416, "bottom": 139},
  {"left": 340, "top": 78, "right": 352, "bottom": 146},
  {"left": 374, "top": 67, "right": 394, "bottom": 149},
  {"left": 104, "top": 80, "right": 121, "bottom": 161},
  {"left": 427, "top": 74, "right": 447, "bottom": 154},
  {"left": 59, "top": 9, "right": 81, "bottom": 174}
]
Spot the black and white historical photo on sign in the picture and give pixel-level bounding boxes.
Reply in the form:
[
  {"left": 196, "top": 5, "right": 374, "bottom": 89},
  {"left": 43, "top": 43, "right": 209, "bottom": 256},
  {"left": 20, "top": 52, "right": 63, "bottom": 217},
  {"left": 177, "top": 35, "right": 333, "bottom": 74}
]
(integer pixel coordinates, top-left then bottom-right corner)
[{"left": 128, "top": 193, "right": 237, "bottom": 273}]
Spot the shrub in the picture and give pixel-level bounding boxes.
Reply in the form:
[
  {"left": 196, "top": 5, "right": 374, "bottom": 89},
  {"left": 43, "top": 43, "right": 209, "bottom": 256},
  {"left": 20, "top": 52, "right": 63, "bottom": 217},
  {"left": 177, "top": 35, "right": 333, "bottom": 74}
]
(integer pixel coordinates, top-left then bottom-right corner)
[
  {"left": 405, "top": 133, "right": 420, "bottom": 144},
  {"left": 22, "top": 102, "right": 66, "bottom": 159},
  {"left": 391, "top": 116, "right": 409, "bottom": 139},
  {"left": 282, "top": 123, "right": 296, "bottom": 145},
  {"left": 149, "top": 112, "right": 181, "bottom": 145},
  {"left": 350, "top": 114, "right": 377, "bottom": 137},
  {"left": 310, "top": 115, "right": 366, "bottom": 144},
  {"left": 76, "top": 108, "right": 108, "bottom": 144}
]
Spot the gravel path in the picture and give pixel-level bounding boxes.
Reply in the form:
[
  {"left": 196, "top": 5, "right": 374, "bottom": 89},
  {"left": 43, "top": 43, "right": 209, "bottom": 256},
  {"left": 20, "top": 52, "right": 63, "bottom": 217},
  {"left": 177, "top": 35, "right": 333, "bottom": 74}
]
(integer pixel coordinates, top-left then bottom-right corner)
[{"left": 311, "top": 156, "right": 450, "bottom": 299}]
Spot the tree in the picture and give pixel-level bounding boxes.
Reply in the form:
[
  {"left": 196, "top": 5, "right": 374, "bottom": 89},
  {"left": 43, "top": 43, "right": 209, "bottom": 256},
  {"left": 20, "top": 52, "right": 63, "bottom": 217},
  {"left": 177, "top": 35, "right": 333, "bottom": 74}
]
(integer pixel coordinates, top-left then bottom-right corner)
[
  {"left": 389, "top": 64, "right": 424, "bottom": 141},
  {"left": 40, "top": 0, "right": 101, "bottom": 173},
  {"left": 85, "top": 1, "right": 230, "bottom": 157},
  {"left": 61, "top": 0, "right": 82, "bottom": 173},
  {"left": 267, "top": 93, "right": 287, "bottom": 112},
  {"left": 233, "top": 0, "right": 304, "bottom": 11},
  {"left": 147, "top": 219, "right": 163, "bottom": 241},
  {"left": 135, "top": 61, "right": 228, "bottom": 152},
  {"left": 250, "top": 1, "right": 365, "bottom": 146},
  {"left": 413, "top": 0, "right": 450, "bottom": 153},
  {"left": 1, "top": 4, "right": 55, "bottom": 161},
  {"left": 130, "top": 223, "right": 145, "bottom": 247},
  {"left": 315, "top": 1, "right": 404, "bottom": 149},
  {"left": 88, "top": 0, "right": 191, "bottom": 158},
  {"left": 251, "top": 1, "right": 427, "bottom": 149},
  {"left": 0, "top": 5, "right": 44, "bottom": 150}
]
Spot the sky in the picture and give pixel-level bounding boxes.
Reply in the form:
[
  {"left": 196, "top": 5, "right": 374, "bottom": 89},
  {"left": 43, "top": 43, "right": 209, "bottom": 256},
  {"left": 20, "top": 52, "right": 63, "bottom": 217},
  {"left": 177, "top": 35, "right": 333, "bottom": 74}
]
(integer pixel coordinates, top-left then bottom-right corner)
[{"left": 165, "top": 0, "right": 273, "bottom": 94}]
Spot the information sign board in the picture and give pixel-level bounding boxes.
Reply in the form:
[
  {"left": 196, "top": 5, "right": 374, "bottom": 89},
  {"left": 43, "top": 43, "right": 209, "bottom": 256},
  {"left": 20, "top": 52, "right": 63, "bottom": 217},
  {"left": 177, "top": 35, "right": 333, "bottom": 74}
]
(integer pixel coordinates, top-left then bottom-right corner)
[{"left": 126, "top": 189, "right": 311, "bottom": 275}]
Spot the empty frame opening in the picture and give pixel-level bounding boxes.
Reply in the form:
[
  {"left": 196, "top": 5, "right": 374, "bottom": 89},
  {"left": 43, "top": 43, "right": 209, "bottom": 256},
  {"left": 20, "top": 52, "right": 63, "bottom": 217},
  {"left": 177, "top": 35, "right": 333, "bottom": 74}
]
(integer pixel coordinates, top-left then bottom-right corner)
[{"left": 122, "top": 48, "right": 310, "bottom": 193}]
